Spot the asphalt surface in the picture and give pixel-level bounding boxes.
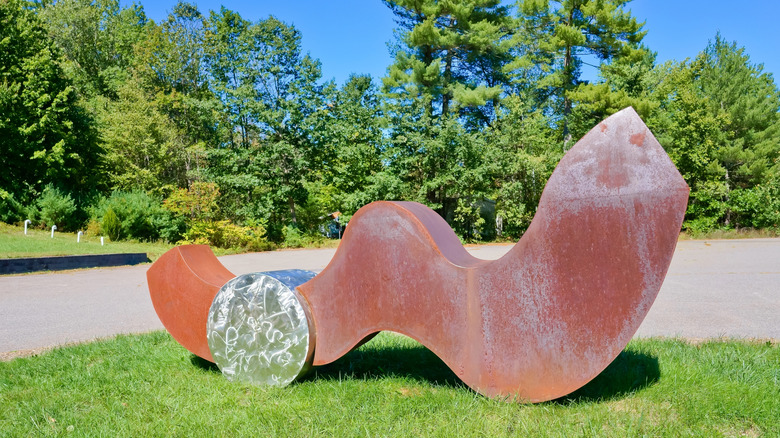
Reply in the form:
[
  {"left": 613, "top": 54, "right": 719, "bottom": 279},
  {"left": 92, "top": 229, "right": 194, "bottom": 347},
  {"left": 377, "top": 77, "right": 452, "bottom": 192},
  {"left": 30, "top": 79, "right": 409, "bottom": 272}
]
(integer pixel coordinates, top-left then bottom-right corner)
[{"left": 1, "top": 239, "right": 778, "bottom": 358}]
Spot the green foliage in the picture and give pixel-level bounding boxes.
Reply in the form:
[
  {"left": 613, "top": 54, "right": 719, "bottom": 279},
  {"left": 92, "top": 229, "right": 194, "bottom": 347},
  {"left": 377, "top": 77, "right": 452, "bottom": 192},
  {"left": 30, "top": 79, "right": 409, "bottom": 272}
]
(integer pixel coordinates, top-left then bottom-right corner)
[
  {"left": 0, "top": 0, "right": 101, "bottom": 206},
  {"left": 511, "top": 0, "right": 647, "bottom": 141},
  {"left": 162, "top": 181, "right": 220, "bottom": 221},
  {"left": 383, "top": 0, "right": 511, "bottom": 124},
  {"left": 0, "top": 189, "right": 25, "bottom": 224},
  {"left": 100, "top": 207, "right": 121, "bottom": 241},
  {"left": 92, "top": 191, "right": 166, "bottom": 241},
  {"left": 182, "top": 219, "right": 271, "bottom": 251},
  {"left": 95, "top": 77, "right": 191, "bottom": 192},
  {"left": 486, "top": 96, "right": 561, "bottom": 237},
  {"left": 647, "top": 35, "right": 780, "bottom": 231},
  {"left": 728, "top": 178, "right": 780, "bottom": 230},
  {"left": 3, "top": 1, "right": 779, "bottom": 242},
  {"left": 34, "top": 185, "right": 78, "bottom": 231}
]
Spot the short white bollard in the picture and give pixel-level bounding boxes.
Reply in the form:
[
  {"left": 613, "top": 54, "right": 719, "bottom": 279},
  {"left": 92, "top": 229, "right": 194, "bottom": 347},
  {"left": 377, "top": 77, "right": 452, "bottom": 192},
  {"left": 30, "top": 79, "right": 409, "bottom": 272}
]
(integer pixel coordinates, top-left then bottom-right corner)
[
  {"left": 77, "top": 231, "right": 83, "bottom": 243},
  {"left": 50, "top": 225, "right": 57, "bottom": 238},
  {"left": 101, "top": 236, "right": 104, "bottom": 246},
  {"left": 24, "top": 219, "right": 31, "bottom": 235}
]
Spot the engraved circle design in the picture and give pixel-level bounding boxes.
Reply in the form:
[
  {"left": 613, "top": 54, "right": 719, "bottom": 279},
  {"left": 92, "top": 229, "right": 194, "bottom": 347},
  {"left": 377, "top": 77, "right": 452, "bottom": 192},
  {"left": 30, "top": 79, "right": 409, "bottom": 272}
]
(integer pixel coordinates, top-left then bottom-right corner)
[{"left": 207, "top": 270, "right": 316, "bottom": 386}]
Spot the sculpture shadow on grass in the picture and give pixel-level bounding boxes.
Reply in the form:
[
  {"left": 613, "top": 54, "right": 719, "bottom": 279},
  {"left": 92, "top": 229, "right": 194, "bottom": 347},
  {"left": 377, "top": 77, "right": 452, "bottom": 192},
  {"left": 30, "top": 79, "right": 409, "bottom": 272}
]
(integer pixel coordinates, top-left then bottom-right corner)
[
  {"left": 190, "top": 354, "right": 220, "bottom": 373},
  {"left": 554, "top": 349, "right": 660, "bottom": 404},
  {"left": 305, "top": 339, "right": 466, "bottom": 389},
  {"left": 304, "top": 338, "right": 660, "bottom": 403},
  {"left": 188, "top": 337, "right": 660, "bottom": 403}
]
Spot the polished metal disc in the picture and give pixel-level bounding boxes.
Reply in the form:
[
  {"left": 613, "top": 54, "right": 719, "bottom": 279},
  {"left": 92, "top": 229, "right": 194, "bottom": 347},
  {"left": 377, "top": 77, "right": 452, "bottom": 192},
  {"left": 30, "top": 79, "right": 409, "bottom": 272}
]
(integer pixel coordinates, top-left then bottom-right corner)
[{"left": 207, "top": 270, "right": 316, "bottom": 386}]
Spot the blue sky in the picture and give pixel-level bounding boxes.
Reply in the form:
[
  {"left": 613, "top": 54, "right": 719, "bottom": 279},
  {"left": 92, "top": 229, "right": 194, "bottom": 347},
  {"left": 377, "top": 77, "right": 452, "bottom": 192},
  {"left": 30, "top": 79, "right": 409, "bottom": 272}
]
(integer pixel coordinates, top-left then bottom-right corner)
[{"left": 126, "top": 0, "right": 779, "bottom": 87}]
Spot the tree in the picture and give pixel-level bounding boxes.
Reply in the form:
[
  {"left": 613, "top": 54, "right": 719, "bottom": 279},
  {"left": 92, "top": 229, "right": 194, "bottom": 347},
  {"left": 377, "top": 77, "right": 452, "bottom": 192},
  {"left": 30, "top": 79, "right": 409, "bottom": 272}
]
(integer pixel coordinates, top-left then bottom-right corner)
[
  {"left": 133, "top": 2, "right": 216, "bottom": 184},
  {"left": 512, "top": 0, "right": 646, "bottom": 144},
  {"left": 646, "top": 35, "right": 780, "bottom": 231},
  {"left": 484, "top": 96, "right": 560, "bottom": 238},
  {"left": 96, "top": 75, "right": 191, "bottom": 193},
  {"left": 307, "top": 75, "right": 386, "bottom": 217},
  {"left": 698, "top": 35, "right": 780, "bottom": 193},
  {"left": 567, "top": 47, "right": 659, "bottom": 138},
  {"left": 203, "top": 11, "right": 326, "bottom": 234},
  {"left": 38, "top": 0, "right": 148, "bottom": 98},
  {"left": 0, "top": 0, "right": 101, "bottom": 206},
  {"left": 379, "top": 0, "right": 509, "bottom": 228},
  {"left": 382, "top": 0, "right": 511, "bottom": 123}
]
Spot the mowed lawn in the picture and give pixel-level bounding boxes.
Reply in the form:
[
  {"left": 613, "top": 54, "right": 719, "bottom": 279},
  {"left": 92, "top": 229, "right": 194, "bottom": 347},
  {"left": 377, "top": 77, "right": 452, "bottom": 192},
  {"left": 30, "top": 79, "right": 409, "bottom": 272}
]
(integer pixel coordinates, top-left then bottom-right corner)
[
  {"left": 1, "top": 332, "right": 777, "bottom": 437},
  {"left": 0, "top": 223, "right": 174, "bottom": 261}
]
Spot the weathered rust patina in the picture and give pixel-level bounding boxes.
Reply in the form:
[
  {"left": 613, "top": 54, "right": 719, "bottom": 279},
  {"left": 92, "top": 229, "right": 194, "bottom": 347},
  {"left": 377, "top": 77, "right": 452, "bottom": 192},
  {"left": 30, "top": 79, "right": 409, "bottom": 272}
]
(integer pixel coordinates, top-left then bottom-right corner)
[
  {"left": 147, "top": 107, "right": 689, "bottom": 402},
  {"left": 297, "top": 107, "right": 689, "bottom": 402},
  {"left": 147, "top": 245, "right": 235, "bottom": 361}
]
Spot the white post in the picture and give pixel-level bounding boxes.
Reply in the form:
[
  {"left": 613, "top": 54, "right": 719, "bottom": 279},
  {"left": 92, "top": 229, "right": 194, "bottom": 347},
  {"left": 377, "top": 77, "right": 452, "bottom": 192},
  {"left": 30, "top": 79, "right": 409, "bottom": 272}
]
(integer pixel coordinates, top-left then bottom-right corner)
[
  {"left": 101, "top": 236, "right": 104, "bottom": 246},
  {"left": 24, "top": 219, "right": 31, "bottom": 235},
  {"left": 50, "top": 225, "right": 57, "bottom": 238},
  {"left": 77, "top": 231, "right": 83, "bottom": 243}
]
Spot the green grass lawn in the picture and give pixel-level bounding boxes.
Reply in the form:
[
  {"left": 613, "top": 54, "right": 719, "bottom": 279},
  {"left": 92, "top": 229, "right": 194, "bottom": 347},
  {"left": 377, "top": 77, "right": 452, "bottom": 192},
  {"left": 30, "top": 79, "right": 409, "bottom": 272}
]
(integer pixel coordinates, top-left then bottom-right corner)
[
  {"left": 1, "top": 332, "right": 777, "bottom": 437},
  {"left": 0, "top": 222, "right": 175, "bottom": 261}
]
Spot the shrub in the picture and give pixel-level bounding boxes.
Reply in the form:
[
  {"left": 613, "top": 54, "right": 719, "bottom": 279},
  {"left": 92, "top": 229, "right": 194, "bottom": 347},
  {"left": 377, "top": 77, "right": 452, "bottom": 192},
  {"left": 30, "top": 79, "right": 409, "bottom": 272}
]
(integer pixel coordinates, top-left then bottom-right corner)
[
  {"left": 282, "top": 224, "right": 327, "bottom": 248},
  {"left": 282, "top": 225, "right": 306, "bottom": 248},
  {"left": 182, "top": 220, "right": 272, "bottom": 251},
  {"left": 101, "top": 208, "right": 122, "bottom": 241},
  {"left": 162, "top": 182, "right": 220, "bottom": 221},
  {"left": 91, "top": 191, "right": 166, "bottom": 241},
  {"left": 36, "top": 185, "right": 77, "bottom": 230},
  {"left": 0, "top": 189, "right": 24, "bottom": 224}
]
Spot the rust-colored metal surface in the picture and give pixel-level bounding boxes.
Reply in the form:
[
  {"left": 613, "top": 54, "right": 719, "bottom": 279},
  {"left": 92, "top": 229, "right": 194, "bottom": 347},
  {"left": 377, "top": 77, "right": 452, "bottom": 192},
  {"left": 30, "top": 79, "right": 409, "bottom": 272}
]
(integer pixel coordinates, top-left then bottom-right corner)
[
  {"left": 297, "top": 107, "right": 690, "bottom": 402},
  {"left": 147, "top": 245, "right": 235, "bottom": 361}
]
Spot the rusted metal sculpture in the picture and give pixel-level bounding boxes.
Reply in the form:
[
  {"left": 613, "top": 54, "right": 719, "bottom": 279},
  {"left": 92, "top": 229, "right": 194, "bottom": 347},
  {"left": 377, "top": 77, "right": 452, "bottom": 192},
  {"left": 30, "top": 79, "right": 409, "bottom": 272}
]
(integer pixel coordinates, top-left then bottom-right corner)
[{"left": 147, "top": 107, "right": 689, "bottom": 402}]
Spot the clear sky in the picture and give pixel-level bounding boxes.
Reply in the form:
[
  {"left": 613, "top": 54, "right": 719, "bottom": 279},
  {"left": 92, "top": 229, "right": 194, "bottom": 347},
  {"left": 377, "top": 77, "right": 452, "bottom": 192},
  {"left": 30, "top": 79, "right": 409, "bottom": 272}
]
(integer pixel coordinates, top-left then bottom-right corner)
[{"left": 125, "top": 0, "right": 780, "bottom": 87}]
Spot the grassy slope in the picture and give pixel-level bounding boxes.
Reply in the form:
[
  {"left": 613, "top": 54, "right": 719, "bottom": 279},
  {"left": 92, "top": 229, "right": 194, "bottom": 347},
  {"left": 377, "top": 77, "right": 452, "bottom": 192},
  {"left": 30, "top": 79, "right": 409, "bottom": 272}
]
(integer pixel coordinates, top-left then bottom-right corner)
[
  {"left": 0, "top": 223, "right": 175, "bottom": 261},
  {"left": 0, "top": 332, "right": 777, "bottom": 437}
]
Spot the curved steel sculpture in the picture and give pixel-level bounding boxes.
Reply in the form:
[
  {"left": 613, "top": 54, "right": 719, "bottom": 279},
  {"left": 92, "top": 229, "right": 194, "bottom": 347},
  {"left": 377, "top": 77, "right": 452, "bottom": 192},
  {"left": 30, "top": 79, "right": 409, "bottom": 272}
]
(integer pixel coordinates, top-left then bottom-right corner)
[{"left": 147, "top": 107, "right": 689, "bottom": 402}]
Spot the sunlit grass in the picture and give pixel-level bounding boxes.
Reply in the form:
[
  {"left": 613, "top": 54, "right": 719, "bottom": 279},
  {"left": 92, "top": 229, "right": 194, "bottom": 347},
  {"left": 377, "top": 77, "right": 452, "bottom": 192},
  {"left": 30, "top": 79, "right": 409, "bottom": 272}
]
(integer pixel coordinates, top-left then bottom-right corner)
[
  {"left": 0, "top": 222, "right": 175, "bottom": 261},
  {"left": 1, "top": 332, "right": 777, "bottom": 437}
]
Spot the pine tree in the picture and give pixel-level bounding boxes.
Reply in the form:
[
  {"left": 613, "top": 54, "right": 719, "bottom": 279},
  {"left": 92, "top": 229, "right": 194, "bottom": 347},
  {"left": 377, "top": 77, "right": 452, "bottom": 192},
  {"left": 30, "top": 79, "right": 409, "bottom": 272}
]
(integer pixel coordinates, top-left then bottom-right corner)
[
  {"left": 382, "top": 0, "right": 511, "bottom": 123},
  {"left": 512, "top": 0, "right": 646, "bottom": 144}
]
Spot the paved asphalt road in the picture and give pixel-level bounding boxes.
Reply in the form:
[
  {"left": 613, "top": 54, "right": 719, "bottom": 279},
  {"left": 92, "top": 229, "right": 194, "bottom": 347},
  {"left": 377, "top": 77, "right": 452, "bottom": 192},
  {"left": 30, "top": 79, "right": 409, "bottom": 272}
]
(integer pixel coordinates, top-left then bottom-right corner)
[{"left": 1, "top": 239, "right": 778, "bottom": 358}]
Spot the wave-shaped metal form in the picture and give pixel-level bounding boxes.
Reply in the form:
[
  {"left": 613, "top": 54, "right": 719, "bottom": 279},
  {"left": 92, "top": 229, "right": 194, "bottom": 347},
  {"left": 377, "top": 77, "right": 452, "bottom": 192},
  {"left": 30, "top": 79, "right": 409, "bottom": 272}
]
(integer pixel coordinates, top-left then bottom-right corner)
[
  {"left": 297, "top": 107, "right": 689, "bottom": 402},
  {"left": 147, "top": 107, "right": 688, "bottom": 402},
  {"left": 147, "top": 245, "right": 235, "bottom": 362},
  {"left": 206, "top": 270, "right": 316, "bottom": 386}
]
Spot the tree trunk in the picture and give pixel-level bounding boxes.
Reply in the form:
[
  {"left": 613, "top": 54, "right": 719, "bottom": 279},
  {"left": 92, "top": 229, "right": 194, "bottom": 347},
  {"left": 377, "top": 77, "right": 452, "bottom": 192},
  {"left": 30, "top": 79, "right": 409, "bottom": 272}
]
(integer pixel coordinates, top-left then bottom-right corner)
[
  {"left": 442, "top": 50, "right": 453, "bottom": 117},
  {"left": 288, "top": 196, "right": 297, "bottom": 225}
]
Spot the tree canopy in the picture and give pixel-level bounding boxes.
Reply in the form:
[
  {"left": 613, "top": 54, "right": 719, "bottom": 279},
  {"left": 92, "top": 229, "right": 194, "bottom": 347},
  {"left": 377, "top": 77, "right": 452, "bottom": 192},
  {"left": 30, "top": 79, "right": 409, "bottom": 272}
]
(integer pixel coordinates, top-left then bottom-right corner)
[{"left": 1, "top": 0, "right": 778, "bottom": 243}]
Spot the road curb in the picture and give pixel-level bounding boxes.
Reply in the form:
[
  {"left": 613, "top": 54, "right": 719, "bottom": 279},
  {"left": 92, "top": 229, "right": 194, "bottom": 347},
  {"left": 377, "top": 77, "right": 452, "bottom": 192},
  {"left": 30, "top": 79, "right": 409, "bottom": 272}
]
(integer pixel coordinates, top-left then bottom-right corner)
[{"left": 0, "top": 253, "right": 148, "bottom": 274}]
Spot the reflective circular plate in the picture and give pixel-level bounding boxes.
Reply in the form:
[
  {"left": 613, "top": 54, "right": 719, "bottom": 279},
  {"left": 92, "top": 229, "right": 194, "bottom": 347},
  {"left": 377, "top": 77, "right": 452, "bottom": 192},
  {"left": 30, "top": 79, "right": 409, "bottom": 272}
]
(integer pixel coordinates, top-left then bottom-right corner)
[{"left": 206, "top": 270, "right": 316, "bottom": 386}]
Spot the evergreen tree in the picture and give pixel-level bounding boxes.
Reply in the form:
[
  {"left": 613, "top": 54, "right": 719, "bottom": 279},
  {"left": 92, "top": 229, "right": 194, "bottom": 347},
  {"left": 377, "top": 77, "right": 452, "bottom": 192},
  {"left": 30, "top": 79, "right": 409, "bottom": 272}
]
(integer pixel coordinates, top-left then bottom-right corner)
[
  {"left": 646, "top": 35, "right": 780, "bottom": 231},
  {"left": 512, "top": 0, "right": 646, "bottom": 144},
  {"left": 382, "top": 0, "right": 511, "bottom": 123}
]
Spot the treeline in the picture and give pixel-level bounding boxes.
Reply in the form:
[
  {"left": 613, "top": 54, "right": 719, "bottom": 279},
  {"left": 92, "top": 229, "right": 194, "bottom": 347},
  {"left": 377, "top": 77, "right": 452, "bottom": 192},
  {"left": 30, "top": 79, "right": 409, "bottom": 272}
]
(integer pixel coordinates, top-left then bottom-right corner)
[{"left": 1, "top": 0, "right": 778, "bottom": 248}]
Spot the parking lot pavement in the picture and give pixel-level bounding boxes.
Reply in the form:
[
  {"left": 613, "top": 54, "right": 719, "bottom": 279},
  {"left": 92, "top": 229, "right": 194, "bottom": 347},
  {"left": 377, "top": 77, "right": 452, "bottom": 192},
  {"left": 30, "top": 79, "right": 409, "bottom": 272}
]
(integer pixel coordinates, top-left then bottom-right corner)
[{"left": 1, "top": 238, "right": 778, "bottom": 358}]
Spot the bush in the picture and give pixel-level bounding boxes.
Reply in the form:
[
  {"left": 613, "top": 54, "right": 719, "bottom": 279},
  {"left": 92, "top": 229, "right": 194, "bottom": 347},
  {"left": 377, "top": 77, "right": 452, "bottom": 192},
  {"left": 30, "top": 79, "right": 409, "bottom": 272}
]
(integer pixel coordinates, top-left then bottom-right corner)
[
  {"left": 181, "top": 220, "right": 272, "bottom": 251},
  {"left": 36, "top": 185, "right": 77, "bottom": 230},
  {"left": 282, "top": 224, "right": 327, "bottom": 248},
  {"left": 91, "top": 191, "right": 166, "bottom": 241},
  {"left": 101, "top": 208, "right": 122, "bottom": 241},
  {"left": 728, "top": 179, "right": 780, "bottom": 229},
  {"left": 0, "top": 189, "right": 24, "bottom": 224}
]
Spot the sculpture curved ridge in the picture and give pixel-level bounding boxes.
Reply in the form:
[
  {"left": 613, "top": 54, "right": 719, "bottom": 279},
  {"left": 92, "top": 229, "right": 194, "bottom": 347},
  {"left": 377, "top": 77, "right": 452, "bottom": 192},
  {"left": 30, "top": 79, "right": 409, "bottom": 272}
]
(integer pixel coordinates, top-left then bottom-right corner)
[
  {"left": 296, "top": 107, "right": 689, "bottom": 401},
  {"left": 147, "top": 107, "right": 689, "bottom": 402}
]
